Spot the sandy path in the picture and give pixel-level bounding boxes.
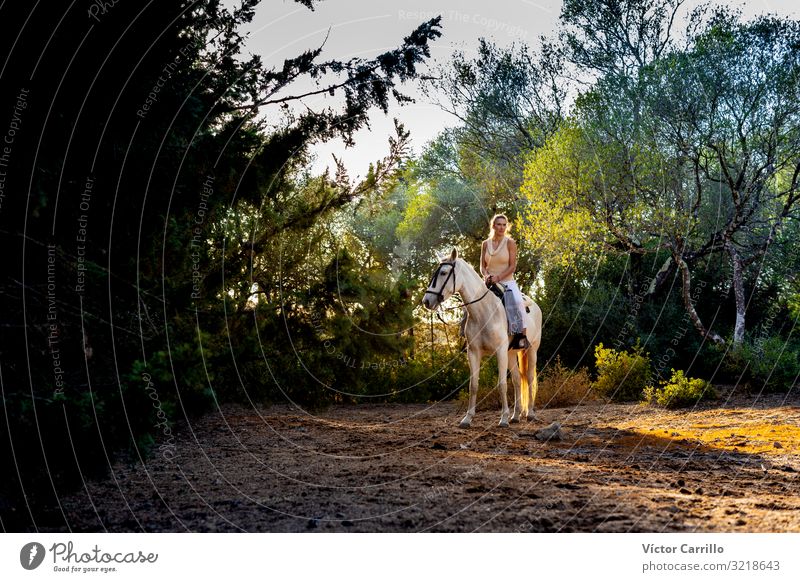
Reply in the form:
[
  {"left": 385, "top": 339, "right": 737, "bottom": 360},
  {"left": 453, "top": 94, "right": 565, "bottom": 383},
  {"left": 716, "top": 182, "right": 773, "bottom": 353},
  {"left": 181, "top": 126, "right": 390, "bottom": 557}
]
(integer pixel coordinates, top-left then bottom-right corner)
[{"left": 56, "top": 394, "right": 800, "bottom": 532}]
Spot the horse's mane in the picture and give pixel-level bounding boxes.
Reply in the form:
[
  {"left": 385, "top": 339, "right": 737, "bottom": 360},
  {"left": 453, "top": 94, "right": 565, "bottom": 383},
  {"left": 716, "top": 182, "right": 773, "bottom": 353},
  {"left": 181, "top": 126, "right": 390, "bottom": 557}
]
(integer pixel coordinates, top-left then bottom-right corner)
[{"left": 454, "top": 257, "right": 481, "bottom": 281}]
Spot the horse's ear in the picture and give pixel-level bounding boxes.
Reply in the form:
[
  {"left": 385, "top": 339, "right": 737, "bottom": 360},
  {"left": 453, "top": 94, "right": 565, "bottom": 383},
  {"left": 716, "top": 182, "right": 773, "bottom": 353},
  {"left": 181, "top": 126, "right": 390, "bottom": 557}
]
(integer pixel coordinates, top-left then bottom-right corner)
[{"left": 450, "top": 248, "right": 458, "bottom": 261}]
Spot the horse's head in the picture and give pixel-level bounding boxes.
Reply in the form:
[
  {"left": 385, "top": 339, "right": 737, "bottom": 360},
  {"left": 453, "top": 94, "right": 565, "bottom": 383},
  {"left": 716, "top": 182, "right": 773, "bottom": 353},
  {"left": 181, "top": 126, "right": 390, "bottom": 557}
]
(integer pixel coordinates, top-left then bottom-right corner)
[{"left": 422, "top": 248, "right": 459, "bottom": 310}]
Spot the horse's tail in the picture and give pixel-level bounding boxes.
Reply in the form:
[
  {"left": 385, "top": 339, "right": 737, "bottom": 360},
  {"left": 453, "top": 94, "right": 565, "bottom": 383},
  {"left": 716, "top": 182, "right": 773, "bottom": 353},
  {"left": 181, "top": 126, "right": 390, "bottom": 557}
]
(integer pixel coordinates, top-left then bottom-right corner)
[{"left": 519, "top": 349, "right": 529, "bottom": 413}]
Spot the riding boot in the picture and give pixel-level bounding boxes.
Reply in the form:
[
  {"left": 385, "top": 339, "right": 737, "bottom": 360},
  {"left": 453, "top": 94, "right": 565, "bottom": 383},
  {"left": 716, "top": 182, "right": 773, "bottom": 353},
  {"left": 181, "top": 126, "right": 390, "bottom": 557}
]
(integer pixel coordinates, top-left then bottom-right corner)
[{"left": 509, "top": 333, "right": 529, "bottom": 350}]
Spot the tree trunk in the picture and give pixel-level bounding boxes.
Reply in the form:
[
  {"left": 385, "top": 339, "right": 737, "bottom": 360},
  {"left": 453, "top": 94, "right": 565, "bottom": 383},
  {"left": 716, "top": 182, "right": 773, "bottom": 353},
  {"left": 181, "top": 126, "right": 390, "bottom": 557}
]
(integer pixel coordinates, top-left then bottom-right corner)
[
  {"left": 726, "top": 241, "right": 746, "bottom": 346},
  {"left": 676, "top": 257, "right": 724, "bottom": 344},
  {"left": 646, "top": 256, "right": 675, "bottom": 297}
]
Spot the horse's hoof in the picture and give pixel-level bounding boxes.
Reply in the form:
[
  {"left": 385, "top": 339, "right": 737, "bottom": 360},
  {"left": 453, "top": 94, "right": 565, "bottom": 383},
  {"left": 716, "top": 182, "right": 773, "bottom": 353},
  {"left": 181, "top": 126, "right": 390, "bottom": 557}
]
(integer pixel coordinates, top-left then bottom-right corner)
[
  {"left": 510, "top": 417, "right": 520, "bottom": 424},
  {"left": 459, "top": 419, "right": 472, "bottom": 429},
  {"left": 525, "top": 414, "right": 538, "bottom": 423},
  {"left": 499, "top": 419, "right": 509, "bottom": 428}
]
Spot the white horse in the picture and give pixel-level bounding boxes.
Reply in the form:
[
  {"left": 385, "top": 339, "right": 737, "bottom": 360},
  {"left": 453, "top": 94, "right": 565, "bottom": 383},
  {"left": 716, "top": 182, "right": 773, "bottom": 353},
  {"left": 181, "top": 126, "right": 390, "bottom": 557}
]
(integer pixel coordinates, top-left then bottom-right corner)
[{"left": 422, "top": 249, "right": 542, "bottom": 428}]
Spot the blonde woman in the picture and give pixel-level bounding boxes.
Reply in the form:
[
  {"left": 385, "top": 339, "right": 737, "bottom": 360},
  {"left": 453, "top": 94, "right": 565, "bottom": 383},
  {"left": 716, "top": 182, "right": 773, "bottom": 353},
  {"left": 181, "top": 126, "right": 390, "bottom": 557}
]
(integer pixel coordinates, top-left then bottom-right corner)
[{"left": 480, "top": 214, "right": 529, "bottom": 350}]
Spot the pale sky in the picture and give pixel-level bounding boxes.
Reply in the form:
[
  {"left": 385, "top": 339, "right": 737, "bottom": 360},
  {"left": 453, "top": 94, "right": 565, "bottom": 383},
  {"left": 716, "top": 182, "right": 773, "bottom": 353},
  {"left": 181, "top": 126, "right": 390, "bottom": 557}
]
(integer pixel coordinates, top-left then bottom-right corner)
[{"left": 238, "top": 0, "right": 797, "bottom": 179}]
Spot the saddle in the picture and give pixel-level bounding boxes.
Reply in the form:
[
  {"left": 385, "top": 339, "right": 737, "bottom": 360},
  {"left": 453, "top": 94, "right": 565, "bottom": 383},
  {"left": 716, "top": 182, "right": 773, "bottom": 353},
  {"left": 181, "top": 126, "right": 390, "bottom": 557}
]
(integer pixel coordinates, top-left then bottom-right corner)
[{"left": 487, "top": 282, "right": 532, "bottom": 313}]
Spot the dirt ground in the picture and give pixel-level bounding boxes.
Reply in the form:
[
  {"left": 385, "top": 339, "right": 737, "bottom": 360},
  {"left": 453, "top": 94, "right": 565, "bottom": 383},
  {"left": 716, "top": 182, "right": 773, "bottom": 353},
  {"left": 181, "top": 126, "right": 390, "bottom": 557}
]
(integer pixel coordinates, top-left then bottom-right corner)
[{"left": 56, "top": 389, "right": 800, "bottom": 532}]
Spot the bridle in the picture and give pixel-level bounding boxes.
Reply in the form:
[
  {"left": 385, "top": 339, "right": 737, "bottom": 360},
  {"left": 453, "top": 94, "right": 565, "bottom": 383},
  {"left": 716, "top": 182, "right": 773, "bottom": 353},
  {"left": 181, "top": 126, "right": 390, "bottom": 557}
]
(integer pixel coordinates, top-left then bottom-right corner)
[
  {"left": 424, "top": 261, "right": 457, "bottom": 303},
  {"left": 424, "top": 260, "right": 491, "bottom": 311}
]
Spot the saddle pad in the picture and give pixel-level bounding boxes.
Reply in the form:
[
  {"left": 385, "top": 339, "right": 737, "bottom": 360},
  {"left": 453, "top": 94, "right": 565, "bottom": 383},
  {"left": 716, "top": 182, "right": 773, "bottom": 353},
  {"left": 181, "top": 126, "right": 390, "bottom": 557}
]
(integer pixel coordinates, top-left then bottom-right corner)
[{"left": 494, "top": 283, "right": 533, "bottom": 313}]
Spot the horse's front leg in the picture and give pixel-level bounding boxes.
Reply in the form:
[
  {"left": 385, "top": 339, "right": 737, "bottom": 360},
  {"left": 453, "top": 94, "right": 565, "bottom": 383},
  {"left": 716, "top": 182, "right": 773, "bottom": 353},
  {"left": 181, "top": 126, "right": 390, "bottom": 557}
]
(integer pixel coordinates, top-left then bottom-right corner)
[
  {"left": 496, "top": 346, "right": 510, "bottom": 427},
  {"left": 508, "top": 352, "right": 521, "bottom": 423},
  {"left": 460, "top": 346, "right": 482, "bottom": 428}
]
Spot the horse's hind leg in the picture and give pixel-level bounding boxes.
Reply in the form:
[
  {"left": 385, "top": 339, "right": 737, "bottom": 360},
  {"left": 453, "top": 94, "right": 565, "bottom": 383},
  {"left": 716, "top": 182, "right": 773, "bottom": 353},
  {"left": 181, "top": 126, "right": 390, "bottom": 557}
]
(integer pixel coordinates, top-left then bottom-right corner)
[
  {"left": 508, "top": 353, "right": 522, "bottom": 423},
  {"left": 460, "top": 347, "right": 482, "bottom": 428},
  {"left": 526, "top": 346, "right": 538, "bottom": 421}
]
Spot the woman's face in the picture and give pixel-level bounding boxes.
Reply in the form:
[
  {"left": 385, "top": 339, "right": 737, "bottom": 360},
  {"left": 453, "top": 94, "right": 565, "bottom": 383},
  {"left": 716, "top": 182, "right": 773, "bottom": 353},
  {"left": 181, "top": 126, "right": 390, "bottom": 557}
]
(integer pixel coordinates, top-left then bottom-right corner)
[{"left": 493, "top": 218, "right": 507, "bottom": 237}]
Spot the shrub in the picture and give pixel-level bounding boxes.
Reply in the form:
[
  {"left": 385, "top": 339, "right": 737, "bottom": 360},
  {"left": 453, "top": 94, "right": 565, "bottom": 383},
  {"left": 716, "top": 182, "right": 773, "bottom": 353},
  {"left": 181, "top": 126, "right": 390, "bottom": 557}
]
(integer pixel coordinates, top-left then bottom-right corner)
[
  {"left": 747, "top": 336, "right": 800, "bottom": 393},
  {"left": 719, "top": 336, "right": 800, "bottom": 393},
  {"left": 537, "top": 357, "right": 595, "bottom": 408},
  {"left": 455, "top": 356, "right": 596, "bottom": 411},
  {"left": 593, "top": 341, "right": 652, "bottom": 401},
  {"left": 386, "top": 352, "right": 471, "bottom": 404},
  {"left": 643, "top": 369, "right": 717, "bottom": 409}
]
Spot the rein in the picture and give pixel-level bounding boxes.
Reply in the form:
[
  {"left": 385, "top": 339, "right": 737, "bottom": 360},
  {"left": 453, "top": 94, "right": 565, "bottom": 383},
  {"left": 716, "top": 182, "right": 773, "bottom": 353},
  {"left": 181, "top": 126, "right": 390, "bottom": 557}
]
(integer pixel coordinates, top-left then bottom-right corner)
[
  {"left": 442, "top": 289, "right": 491, "bottom": 311},
  {"left": 424, "top": 260, "right": 492, "bottom": 314}
]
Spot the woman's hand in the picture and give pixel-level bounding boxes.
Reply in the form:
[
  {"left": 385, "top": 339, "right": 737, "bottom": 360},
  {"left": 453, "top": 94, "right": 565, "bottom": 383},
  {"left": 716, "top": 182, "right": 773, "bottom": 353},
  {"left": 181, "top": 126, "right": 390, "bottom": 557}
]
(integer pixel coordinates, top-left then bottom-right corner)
[{"left": 484, "top": 274, "right": 494, "bottom": 285}]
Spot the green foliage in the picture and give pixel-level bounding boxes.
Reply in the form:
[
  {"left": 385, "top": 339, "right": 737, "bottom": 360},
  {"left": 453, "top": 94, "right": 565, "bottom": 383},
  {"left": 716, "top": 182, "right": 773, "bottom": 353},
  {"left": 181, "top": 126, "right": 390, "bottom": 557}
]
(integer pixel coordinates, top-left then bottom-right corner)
[
  {"left": 0, "top": 0, "right": 443, "bottom": 530},
  {"left": 526, "top": 1, "right": 800, "bottom": 355},
  {"left": 750, "top": 337, "right": 800, "bottom": 393},
  {"left": 520, "top": 122, "right": 607, "bottom": 266},
  {"left": 560, "top": 0, "right": 687, "bottom": 79},
  {"left": 536, "top": 260, "right": 628, "bottom": 367},
  {"left": 790, "top": 294, "right": 800, "bottom": 323},
  {"left": 407, "top": 39, "right": 564, "bottom": 289},
  {"left": 643, "top": 369, "right": 716, "bottom": 409},
  {"left": 6, "top": 0, "right": 800, "bottom": 535},
  {"left": 724, "top": 337, "right": 800, "bottom": 393},
  {"left": 396, "top": 132, "right": 500, "bottom": 273},
  {"left": 126, "top": 334, "right": 218, "bottom": 415},
  {"left": 384, "top": 350, "right": 470, "bottom": 404},
  {"left": 427, "top": 39, "right": 563, "bottom": 194},
  {"left": 593, "top": 342, "right": 653, "bottom": 401}
]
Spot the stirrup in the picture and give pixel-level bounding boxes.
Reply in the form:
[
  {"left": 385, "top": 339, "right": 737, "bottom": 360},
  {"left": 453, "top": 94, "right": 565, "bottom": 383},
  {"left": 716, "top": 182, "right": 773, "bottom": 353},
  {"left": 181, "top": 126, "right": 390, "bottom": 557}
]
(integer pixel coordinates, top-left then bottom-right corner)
[{"left": 509, "top": 333, "right": 529, "bottom": 350}]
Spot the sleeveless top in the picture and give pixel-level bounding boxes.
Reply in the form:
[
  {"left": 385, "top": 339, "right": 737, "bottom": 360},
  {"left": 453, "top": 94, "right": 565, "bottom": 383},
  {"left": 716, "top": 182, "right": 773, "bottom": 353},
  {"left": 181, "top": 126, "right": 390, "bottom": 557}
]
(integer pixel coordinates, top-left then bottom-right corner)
[{"left": 484, "top": 236, "right": 512, "bottom": 281}]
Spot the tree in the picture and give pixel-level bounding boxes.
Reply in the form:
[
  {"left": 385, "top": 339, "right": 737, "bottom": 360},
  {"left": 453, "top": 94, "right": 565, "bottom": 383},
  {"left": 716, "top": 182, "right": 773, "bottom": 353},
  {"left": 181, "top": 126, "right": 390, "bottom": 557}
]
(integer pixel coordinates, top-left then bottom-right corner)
[
  {"left": 426, "top": 39, "right": 564, "bottom": 197},
  {"left": 559, "top": 0, "right": 691, "bottom": 81},
  {"left": 0, "top": 0, "right": 441, "bottom": 529},
  {"left": 523, "top": 4, "right": 800, "bottom": 346},
  {"left": 400, "top": 40, "right": 566, "bottom": 291},
  {"left": 643, "top": 11, "right": 800, "bottom": 344}
]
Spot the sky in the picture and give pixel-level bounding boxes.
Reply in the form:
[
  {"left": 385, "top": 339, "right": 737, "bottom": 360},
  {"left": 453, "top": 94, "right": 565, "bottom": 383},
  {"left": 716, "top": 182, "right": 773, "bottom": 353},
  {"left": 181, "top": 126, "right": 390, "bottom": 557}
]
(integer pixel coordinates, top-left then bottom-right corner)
[{"left": 237, "top": 0, "right": 798, "bottom": 179}]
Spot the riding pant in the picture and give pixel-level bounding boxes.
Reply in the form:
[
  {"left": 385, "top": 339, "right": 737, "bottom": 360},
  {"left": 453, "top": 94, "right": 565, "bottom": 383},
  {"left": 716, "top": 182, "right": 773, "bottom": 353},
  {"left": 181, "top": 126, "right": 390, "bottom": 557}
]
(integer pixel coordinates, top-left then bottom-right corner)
[{"left": 502, "top": 279, "right": 526, "bottom": 335}]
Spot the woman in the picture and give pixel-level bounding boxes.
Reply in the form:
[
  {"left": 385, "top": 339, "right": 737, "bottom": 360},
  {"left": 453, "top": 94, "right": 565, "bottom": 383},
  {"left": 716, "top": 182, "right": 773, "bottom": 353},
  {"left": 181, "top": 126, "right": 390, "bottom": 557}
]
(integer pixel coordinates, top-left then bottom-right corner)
[{"left": 480, "top": 214, "right": 529, "bottom": 350}]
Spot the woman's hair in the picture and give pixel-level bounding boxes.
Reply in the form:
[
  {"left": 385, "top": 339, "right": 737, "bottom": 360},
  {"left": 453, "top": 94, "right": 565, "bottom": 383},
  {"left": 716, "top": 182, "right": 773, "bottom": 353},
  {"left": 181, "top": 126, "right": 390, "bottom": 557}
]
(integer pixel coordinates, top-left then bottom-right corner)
[{"left": 489, "top": 213, "right": 511, "bottom": 238}]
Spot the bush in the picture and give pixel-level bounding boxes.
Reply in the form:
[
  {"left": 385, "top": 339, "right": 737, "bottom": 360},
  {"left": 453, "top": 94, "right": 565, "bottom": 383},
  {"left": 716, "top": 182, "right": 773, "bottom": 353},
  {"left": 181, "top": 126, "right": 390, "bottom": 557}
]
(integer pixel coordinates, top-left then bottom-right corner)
[
  {"left": 385, "top": 352, "right": 471, "bottom": 404},
  {"left": 643, "top": 369, "right": 717, "bottom": 409},
  {"left": 593, "top": 341, "right": 652, "bottom": 401},
  {"left": 746, "top": 336, "right": 800, "bottom": 393},
  {"left": 537, "top": 357, "right": 595, "bottom": 408},
  {"left": 455, "top": 355, "right": 596, "bottom": 411},
  {"left": 719, "top": 336, "right": 800, "bottom": 393}
]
